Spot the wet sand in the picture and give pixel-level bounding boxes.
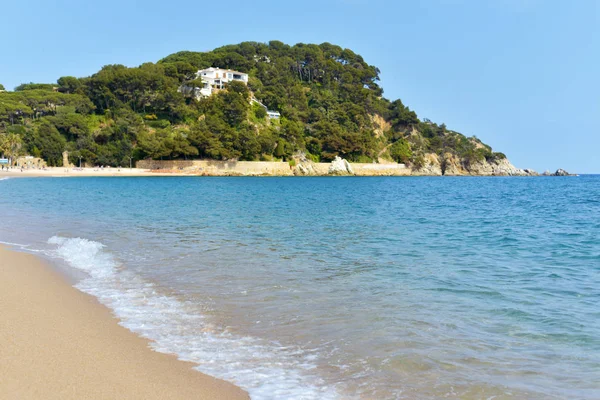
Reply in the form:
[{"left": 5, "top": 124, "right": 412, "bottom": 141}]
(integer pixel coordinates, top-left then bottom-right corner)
[{"left": 0, "top": 245, "right": 249, "bottom": 400}]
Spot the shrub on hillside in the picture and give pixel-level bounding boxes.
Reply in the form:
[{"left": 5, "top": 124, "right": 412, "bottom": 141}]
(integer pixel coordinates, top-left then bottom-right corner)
[{"left": 389, "top": 139, "right": 412, "bottom": 164}]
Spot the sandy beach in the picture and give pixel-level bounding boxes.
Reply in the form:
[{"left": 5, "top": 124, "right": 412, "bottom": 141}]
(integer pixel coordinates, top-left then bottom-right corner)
[
  {"left": 0, "top": 167, "right": 179, "bottom": 178},
  {"left": 0, "top": 245, "right": 249, "bottom": 400}
]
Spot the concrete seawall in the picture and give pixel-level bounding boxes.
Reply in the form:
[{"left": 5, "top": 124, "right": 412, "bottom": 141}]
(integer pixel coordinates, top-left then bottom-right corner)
[{"left": 136, "top": 160, "right": 411, "bottom": 176}]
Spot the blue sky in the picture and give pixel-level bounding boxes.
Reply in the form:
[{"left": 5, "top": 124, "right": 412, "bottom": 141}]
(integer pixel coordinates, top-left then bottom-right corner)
[{"left": 1, "top": 0, "right": 598, "bottom": 172}]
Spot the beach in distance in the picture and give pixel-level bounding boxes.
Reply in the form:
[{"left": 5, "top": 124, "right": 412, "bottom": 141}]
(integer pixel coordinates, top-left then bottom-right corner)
[{"left": 0, "top": 167, "right": 176, "bottom": 177}]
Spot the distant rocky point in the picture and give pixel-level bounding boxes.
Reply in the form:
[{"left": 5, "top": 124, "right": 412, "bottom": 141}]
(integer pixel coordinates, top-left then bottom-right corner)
[
  {"left": 410, "top": 153, "right": 538, "bottom": 176},
  {"left": 542, "top": 169, "right": 575, "bottom": 176},
  {"left": 138, "top": 155, "right": 546, "bottom": 177}
]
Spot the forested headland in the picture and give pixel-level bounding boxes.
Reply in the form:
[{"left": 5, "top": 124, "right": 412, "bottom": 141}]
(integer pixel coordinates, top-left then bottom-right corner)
[{"left": 0, "top": 41, "right": 507, "bottom": 171}]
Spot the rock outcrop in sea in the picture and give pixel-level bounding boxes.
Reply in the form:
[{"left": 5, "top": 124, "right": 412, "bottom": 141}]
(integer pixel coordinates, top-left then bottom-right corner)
[{"left": 542, "top": 169, "right": 573, "bottom": 176}]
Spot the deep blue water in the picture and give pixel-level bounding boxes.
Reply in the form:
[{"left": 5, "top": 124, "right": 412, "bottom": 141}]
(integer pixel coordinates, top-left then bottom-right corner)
[{"left": 1, "top": 175, "right": 599, "bottom": 399}]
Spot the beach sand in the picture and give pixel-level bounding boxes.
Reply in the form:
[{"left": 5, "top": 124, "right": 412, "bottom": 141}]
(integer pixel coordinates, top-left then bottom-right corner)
[
  {"left": 0, "top": 245, "right": 249, "bottom": 400},
  {"left": 0, "top": 167, "right": 178, "bottom": 177}
]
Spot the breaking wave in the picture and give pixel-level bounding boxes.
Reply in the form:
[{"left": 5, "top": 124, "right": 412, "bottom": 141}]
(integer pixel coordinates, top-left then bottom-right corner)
[{"left": 47, "top": 236, "right": 340, "bottom": 400}]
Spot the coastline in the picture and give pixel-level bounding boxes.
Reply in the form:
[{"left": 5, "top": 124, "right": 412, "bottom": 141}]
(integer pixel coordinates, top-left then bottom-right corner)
[
  {"left": 0, "top": 165, "right": 543, "bottom": 178},
  {"left": 0, "top": 245, "right": 249, "bottom": 400},
  {"left": 0, "top": 164, "right": 411, "bottom": 177},
  {"left": 0, "top": 167, "right": 179, "bottom": 177}
]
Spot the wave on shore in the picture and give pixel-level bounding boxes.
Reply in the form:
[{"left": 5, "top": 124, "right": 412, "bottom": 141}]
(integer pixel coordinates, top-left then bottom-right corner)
[{"left": 46, "top": 236, "right": 340, "bottom": 400}]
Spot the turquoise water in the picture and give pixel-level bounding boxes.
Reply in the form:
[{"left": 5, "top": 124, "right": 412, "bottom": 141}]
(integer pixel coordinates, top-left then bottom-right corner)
[{"left": 1, "top": 176, "right": 599, "bottom": 399}]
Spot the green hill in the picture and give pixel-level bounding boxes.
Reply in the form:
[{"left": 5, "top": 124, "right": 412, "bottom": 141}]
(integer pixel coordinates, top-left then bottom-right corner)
[{"left": 0, "top": 41, "right": 508, "bottom": 172}]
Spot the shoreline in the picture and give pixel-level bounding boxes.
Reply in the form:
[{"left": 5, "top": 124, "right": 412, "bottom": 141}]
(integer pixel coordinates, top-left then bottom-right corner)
[
  {"left": 0, "top": 167, "right": 565, "bottom": 178},
  {"left": 0, "top": 167, "right": 179, "bottom": 177},
  {"left": 0, "top": 245, "right": 249, "bottom": 400}
]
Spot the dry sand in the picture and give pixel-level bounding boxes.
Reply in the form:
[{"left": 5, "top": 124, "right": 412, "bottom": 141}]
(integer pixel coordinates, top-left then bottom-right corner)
[
  {"left": 0, "top": 167, "right": 179, "bottom": 177},
  {"left": 0, "top": 246, "right": 249, "bottom": 400}
]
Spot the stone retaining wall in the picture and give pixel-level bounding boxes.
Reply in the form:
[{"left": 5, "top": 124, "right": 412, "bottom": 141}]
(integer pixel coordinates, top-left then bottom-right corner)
[
  {"left": 136, "top": 160, "right": 295, "bottom": 175},
  {"left": 136, "top": 159, "right": 411, "bottom": 176},
  {"left": 353, "top": 163, "right": 410, "bottom": 176}
]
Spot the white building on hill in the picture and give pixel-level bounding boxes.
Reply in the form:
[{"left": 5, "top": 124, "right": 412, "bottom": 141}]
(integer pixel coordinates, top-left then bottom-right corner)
[
  {"left": 252, "top": 98, "right": 281, "bottom": 119},
  {"left": 179, "top": 67, "right": 249, "bottom": 98},
  {"left": 266, "top": 110, "right": 281, "bottom": 119},
  {"left": 197, "top": 67, "right": 248, "bottom": 96},
  {"left": 180, "top": 68, "right": 280, "bottom": 118}
]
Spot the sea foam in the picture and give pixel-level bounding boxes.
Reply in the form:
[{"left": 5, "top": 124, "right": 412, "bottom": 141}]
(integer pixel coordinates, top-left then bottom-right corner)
[
  {"left": 0, "top": 240, "right": 31, "bottom": 249},
  {"left": 46, "top": 236, "right": 340, "bottom": 400}
]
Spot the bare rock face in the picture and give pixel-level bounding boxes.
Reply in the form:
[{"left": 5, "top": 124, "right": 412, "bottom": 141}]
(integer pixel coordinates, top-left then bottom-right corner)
[
  {"left": 467, "top": 159, "right": 495, "bottom": 175},
  {"left": 292, "top": 153, "right": 318, "bottom": 176},
  {"left": 488, "top": 158, "right": 528, "bottom": 176},
  {"left": 295, "top": 163, "right": 315, "bottom": 175},
  {"left": 410, "top": 153, "right": 537, "bottom": 176},
  {"left": 328, "top": 156, "right": 354, "bottom": 175},
  {"left": 412, "top": 153, "right": 442, "bottom": 176},
  {"left": 469, "top": 158, "right": 537, "bottom": 176},
  {"left": 442, "top": 153, "right": 466, "bottom": 176}
]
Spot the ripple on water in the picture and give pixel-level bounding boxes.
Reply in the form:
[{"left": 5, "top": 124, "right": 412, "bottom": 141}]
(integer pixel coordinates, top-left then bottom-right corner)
[{"left": 0, "top": 176, "right": 599, "bottom": 399}]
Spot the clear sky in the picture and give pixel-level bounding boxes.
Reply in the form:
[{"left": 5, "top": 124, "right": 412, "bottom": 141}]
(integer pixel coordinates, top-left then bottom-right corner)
[{"left": 1, "top": 0, "right": 598, "bottom": 172}]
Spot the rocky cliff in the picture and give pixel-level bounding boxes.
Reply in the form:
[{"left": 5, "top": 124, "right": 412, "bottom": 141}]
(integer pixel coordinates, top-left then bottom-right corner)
[
  {"left": 412, "top": 152, "right": 537, "bottom": 176},
  {"left": 291, "top": 152, "right": 537, "bottom": 177}
]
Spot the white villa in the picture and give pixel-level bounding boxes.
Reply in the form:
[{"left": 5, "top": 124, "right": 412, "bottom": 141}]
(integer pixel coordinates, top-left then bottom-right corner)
[
  {"left": 195, "top": 67, "right": 249, "bottom": 97},
  {"left": 180, "top": 68, "right": 280, "bottom": 119}
]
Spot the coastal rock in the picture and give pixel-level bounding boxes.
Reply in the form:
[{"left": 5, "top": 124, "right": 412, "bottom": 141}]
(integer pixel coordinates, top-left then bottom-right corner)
[
  {"left": 328, "top": 156, "right": 354, "bottom": 175},
  {"left": 465, "top": 159, "right": 492, "bottom": 176},
  {"left": 292, "top": 153, "right": 318, "bottom": 176},
  {"left": 470, "top": 158, "right": 536, "bottom": 176},
  {"left": 490, "top": 158, "right": 529, "bottom": 176},
  {"left": 295, "top": 162, "right": 315, "bottom": 175},
  {"left": 442, "top": 153, "right": 465, "bottom": 176},
  {"left": 542, "top": 169, "right": 572, "bottom": 176},
  {"left": 409, "top": 152, "right": 537, "bottom": 176},
  {"left": 411, "top": 153, "right": 443, "bottom": 176}
]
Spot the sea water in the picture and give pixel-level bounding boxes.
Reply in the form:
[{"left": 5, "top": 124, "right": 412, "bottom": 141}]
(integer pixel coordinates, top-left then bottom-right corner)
[{"left": 1, "top": 176, "right": 599, "bottom": 399}]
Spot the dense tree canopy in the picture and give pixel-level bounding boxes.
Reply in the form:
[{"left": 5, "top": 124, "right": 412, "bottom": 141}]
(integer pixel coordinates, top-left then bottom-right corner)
[{"left": 0, "top": 41, "right": 505, "bottom": 167}]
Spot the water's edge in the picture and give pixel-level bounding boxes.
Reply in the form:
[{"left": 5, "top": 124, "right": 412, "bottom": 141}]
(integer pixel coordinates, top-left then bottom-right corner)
[{"left": 1, "top": 238, "right": 340, "bottom": 400}]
